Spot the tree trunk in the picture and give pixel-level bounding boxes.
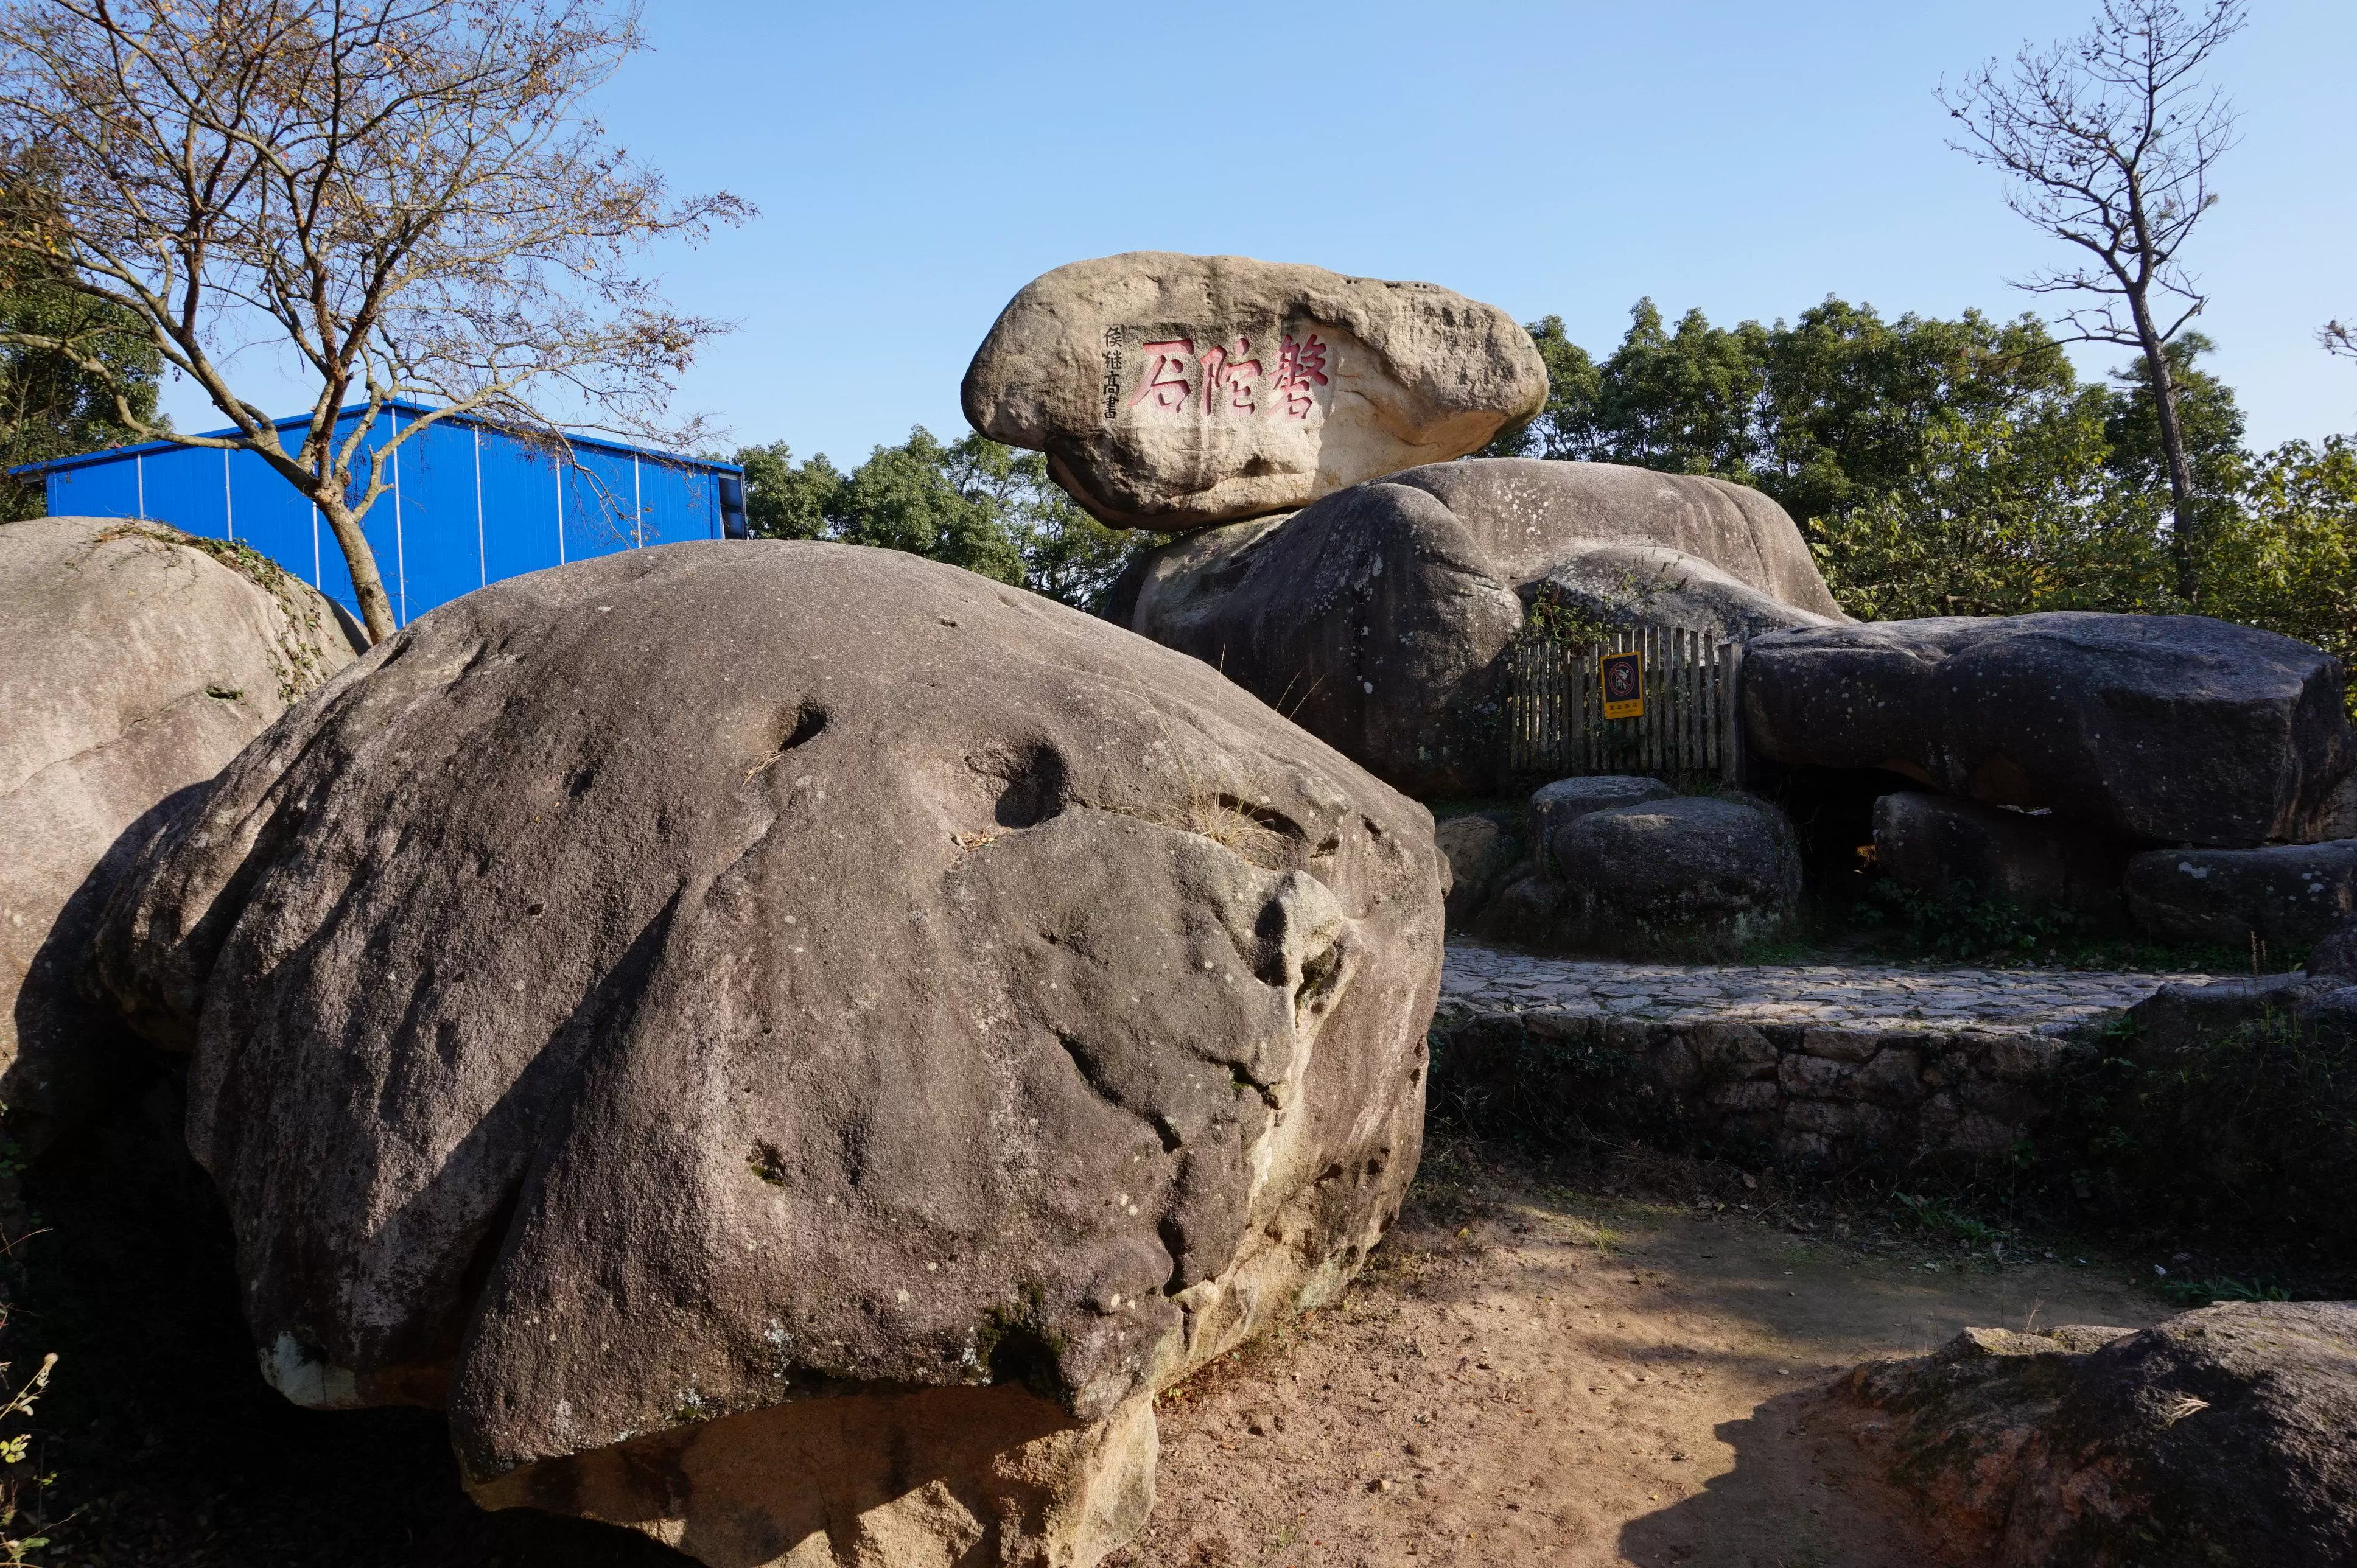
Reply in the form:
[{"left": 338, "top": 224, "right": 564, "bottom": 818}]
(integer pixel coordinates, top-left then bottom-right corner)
[
  {"left": 2135, "top": 304, "right": 2202, "bottom": 606},
  {"left": 317, "top": 494, "right": 398, "bottom": 643}
]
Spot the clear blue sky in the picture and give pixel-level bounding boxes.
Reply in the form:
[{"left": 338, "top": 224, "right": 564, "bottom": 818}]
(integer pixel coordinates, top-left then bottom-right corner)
[{"left": 159, "top": 0, "right": 2357, "bottom": 461}]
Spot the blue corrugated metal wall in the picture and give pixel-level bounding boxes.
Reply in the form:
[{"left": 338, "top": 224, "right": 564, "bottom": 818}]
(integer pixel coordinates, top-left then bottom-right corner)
[{"left": 23, "top": 403, "right": 744, "bottom": 628}]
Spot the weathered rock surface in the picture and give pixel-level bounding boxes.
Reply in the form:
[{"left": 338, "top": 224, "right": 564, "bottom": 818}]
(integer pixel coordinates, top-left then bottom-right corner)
[
  {"left": 1434, "top": 813, "right": 1519, "bottom": 926},
  {"left": 2125, "top": 840, "right": 2357, "bottom": 949},
  {"left": 962, "top": 253, "right": 1547, "bottom": 530},
  {"left": 1533, "top": 543, "right": 1838, "bottom": 643},
  {"left": 1873, "top": 791, "right": 2128, "bottom": 919},
  {"left": 1550, "top": 795, "right": 1801, "bottom": 958},
  {"left": 1744, "top": 614, "right": 2356, "bottom": 847},
  {"left": 1826, "top": 1302, "right": 2357, "bottom": 1567},
  {"left": 1119, "top": 460, "right": 1845, "bottom": 796},
  {"left": 1528, "top": 775, "right": 1674, "bottom": 861},
  {"left": 2307, "top": 916, "right": 2357, "bottom": 980},
  {"left": 0, "top": 516, "right": 354, "bottom": 1142},
  {"left": 1378, "top": 460, "right": 1847, "bottom": 618},
  {"left": 89, "top": 540, "right": 1442, "bottom": 1567}
]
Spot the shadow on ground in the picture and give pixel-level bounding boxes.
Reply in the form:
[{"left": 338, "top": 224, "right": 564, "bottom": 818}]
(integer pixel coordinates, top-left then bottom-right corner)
[
  {"left": 1616, "top": 1387, "right": 1930, "bottom": 1568},
  {"left": 15, "top": 1043, "right": 690, "bottom": 1568}
]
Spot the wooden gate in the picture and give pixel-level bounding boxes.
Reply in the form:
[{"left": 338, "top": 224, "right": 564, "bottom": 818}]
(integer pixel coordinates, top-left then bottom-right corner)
[{"left": 1506, "top": 626, "right": 1743, "bottom": 784}]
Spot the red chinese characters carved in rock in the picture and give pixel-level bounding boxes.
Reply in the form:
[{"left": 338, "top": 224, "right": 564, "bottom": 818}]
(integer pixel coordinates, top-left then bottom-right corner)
[
  {"left": 1128, "top": 338, "right": 1196, "bottom": 413},
  {"left": 1273, "top": 332, "right": 1329, "bottom": 419},
  {"left": 1199, "top": 336, "right": 1262, "bottom": 415}
]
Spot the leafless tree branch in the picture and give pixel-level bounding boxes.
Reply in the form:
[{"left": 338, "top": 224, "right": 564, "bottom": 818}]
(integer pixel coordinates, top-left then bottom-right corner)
[
  {"left": 1938, "top": 0, "right": 2244, "bottom": 604},
  {"left": 0, "top": 0, "right": 751, "bottom": 640}
]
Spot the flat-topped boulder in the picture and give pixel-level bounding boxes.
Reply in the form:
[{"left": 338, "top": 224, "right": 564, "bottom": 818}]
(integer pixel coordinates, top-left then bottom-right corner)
[
  {"left": 0, "top": 516, "right": 354, "bottom": 1143},
  {"left": 962, "top": 253, "right": 1547, "bottom": 529},
  {"left": 1743, "top": 614, "right": 2356, "bottom": 847},
  {"left": 1116, "top": 460, "right": 1844, "bottom": 795},
  {"left": 89, "top": 539, "right": 1443, "bottom": 1568}
]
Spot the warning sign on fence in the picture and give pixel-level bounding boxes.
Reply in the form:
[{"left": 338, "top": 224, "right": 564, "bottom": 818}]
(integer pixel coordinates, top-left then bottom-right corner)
[{"left": 1600, "top": 649, "right": 1644, "bottom": 719}]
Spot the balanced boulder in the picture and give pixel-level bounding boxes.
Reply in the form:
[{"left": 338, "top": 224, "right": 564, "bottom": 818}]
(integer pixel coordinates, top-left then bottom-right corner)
[
  {"left": 1743, "top": 614, "right": 2356, "bottom": 847},
  {"left": 1826, "top": 1303, "right": 2357, "bottom": 1567},
  {"left": 1873, "top": 791, "right": 2127, "bottom": 919},
  {"left": 2124, "top": 840, "right": 2357, "bottom": 950},
  {"left": 962, "top": 253, "right": 1547, "bottom": 529},
  {"left": 89, "top": 541, "right": 1442, "bottom": 1568},
  {"left": 1119, "top": 460, "right": 1846, "bottom": 796},
  {"left": 0, "top": 516, "right": 354, "bottom": 1141}
]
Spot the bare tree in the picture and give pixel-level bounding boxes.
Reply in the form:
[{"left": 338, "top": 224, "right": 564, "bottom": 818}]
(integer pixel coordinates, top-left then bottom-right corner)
[
  {"left": 2325, "top": 321, "right": 2357, "bottom": 362},
  {"left": 1940, "top": 0, "right": 2245, "bottom": 605},
  {"left": 0, "top": 0, "right": 749, "bottom": 642}
]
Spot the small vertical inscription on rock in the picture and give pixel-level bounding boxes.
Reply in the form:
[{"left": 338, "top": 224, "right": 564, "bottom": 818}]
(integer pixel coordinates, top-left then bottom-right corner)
[{"left": 1100, "top": 324, "right": 1127, "bottom": 421}]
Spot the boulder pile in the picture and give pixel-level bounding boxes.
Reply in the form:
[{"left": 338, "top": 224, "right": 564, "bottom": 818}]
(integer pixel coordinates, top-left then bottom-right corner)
[
  {"left": 965, "top": 252, "right": 1848, "bottom": 799},
  {"left": 1743, "top": 614, "right": 2354, "bottom": 847},
  {"left": 1746, "top": 614, "right": 2357, "bottom": 948},
  {"left": 0, "top": 516, "right": 354, "bottom": 1144},
  {"left": 1110, "top": 458, "right": 1844, "bottom": 796},
  {"left": 89, "top": 540, "right": 1444, "bottom": 1567}
]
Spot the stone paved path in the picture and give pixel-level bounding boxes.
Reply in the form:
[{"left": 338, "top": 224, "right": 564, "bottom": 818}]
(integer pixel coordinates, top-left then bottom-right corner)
[{"left": 1440, "top": 940, "right": 2226, "bottom": 1037}]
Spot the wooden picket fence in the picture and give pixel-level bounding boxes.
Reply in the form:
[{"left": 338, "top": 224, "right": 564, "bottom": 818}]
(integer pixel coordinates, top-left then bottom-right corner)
[{"left": 1505, "top": 625, "right": 1743, "bottom": 784}]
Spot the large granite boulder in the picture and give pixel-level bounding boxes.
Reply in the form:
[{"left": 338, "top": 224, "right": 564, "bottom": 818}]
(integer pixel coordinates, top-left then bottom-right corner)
[
  {"left": 0, "top": 517, "right": 354, "bottom": 1143},
  {"left": 2125, "top": 841, "right": 2357, "bottom": 950},
  {"left": 1550, "top": 794, "right": 1801, "bottom": 957},
  {"left": 1118, "top": 460, "right": 1845, "bottom": 796},
  {"left": 1368, "top": 459, "right": 1847, "bottom": 618},
  {"left": 1743, "top": 614, "right": 2356, "bottom": 847},
  {"left": 1873, "top": 791, "right": 2128, "bottom": 920},
  {"left": 88, "top": 540, "right": 1443, "bottom": 1568},
  {"left": 1825, "top": 1303, "right": 2357, "bottom": 1566},
  {"left": 961, "top": 253, "right": 1547, "bottom": 530}
]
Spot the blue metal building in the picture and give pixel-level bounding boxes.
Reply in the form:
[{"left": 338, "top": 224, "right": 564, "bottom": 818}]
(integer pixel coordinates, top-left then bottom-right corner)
[{"left": 10, "top": 399, "right": 748, "bottom": 628}]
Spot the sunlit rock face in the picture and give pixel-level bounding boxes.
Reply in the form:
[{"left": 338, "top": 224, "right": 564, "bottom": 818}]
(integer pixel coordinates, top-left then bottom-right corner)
[
  {"left": 90, "top": 540, "right": 1443, "bottom": 1567},
  {"left": 962, "top": 252, "right": 1547, "bottom": 530}
]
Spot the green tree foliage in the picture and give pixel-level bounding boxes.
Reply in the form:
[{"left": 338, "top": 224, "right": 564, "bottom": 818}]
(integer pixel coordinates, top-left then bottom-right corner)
[
  {"left": 2101, "top": 332, "right": 2249, "bottom": 517},
  {"left": 0, "top": 260, "right": 160, "bottom": 520},
  {"left": 733, "top": 427, "right": 1145, "bottom": 611},
  {"left": 1496, "top": 300, "right": 2357, "bottom": 695},
  {"left": 2204, "top": 438, "right": 2357, "bottom": 678},
  {"left": 1810, "top": 386, "right": 2173, "bottom": 619}
]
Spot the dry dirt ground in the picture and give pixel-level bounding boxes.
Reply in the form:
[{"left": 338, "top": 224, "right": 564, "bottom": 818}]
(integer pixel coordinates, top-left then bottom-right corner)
[
  {"left": 1105, "top": 1139, "right": 2161, "bottom": 1568},
  {"left": 28, "top": 1085, "right": 2168, "bottom": 1568}
]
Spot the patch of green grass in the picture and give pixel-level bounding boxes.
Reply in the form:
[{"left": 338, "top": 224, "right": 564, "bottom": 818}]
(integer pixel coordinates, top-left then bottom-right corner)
[
  {"left": 1893, "top": 1191, "right": 2008, "bottom": 1247},
  {"left": 2157, "top": 1275, "right": 2292, "bottom": 1307}
]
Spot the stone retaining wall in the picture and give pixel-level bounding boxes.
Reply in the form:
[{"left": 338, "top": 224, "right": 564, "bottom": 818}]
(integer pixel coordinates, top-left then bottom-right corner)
[{"left": 1429, "top": 1001, "right": 2090, "bottom": 1174}]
